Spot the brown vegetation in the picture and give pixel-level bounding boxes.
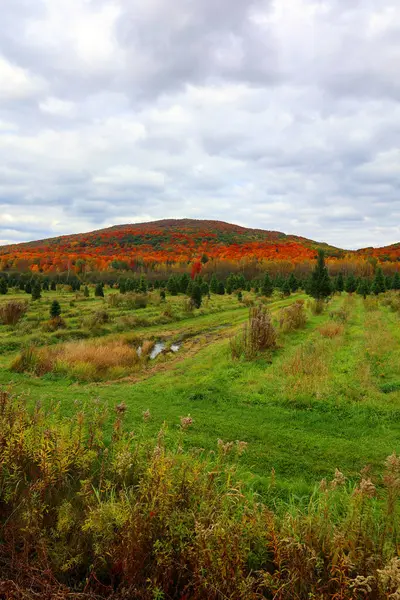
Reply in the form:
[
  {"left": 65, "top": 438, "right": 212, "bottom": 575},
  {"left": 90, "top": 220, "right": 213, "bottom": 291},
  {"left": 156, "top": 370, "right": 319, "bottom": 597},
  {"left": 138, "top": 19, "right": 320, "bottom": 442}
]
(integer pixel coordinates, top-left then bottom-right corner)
[
  {"left": 1, "top": 389, "right": 400, "bottom": 599},
  {"left": 279, "top": 299, "right": 307, "bottom": 332},
  {"left": 231, "top": 305, "right": 277, "bottom": 360},
  {"left": 0, "top": 300, "right": 28, "bottom": 326}
]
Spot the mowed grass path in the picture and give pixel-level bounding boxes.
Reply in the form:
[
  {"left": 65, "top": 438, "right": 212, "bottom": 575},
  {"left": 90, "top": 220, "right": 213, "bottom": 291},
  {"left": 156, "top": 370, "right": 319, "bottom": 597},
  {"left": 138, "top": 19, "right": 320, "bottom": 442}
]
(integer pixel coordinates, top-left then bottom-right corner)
[{"left": 1, "top": 291, "right": 400, "bottom": 501}]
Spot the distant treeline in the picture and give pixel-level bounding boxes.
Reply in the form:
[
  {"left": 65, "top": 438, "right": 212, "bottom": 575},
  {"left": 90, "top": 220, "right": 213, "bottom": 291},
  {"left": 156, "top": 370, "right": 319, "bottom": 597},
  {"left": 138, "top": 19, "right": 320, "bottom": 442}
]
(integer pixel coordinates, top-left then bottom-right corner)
[{"left": 1, "top": 263, "right": 399, "bottom": 300}]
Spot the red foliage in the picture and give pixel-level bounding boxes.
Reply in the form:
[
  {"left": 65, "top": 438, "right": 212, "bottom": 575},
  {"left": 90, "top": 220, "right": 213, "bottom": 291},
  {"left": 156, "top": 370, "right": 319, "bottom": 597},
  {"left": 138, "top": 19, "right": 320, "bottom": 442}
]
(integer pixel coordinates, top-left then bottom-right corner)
[
  {"left": 190, "top": 261, "right": 202, "bottom": 279},
  {"left": 0, "top": 219, "right": 398, "bottom": 274}
]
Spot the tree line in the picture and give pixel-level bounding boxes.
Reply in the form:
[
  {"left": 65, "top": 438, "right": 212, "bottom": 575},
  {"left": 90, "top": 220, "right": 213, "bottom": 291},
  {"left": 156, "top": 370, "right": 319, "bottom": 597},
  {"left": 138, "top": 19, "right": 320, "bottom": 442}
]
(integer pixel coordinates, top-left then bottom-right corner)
[{"left": 0, "top": 251, "right": 399, "bottom": 305}]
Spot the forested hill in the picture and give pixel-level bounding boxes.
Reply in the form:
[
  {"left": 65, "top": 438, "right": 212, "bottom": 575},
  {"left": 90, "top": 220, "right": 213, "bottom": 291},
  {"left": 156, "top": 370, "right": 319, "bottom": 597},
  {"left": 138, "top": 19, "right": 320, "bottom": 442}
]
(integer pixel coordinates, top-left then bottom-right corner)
[{"left": 0, "top": 219, "right": 399, "bottom": 273}]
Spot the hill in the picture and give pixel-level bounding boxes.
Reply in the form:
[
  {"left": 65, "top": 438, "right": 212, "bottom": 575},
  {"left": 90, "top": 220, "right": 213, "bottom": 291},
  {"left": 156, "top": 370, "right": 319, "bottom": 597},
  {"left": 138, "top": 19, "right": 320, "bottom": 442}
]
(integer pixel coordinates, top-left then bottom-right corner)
[{"left": 0, "top": 218, "right": 398, "bottom": 273}]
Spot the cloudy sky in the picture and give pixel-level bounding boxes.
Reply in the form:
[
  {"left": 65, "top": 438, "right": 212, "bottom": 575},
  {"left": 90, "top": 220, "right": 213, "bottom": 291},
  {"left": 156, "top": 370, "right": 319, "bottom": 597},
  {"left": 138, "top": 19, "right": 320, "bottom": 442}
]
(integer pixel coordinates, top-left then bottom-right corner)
[{"left": 0, "top": 0, "right": 399, "bottom": 249}]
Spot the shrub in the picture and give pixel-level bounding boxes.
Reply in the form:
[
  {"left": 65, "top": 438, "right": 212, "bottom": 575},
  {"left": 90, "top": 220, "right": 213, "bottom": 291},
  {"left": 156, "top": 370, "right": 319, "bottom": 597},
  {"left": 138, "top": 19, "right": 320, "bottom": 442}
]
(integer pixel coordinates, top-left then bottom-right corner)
[
  {"left": 125, "top": 293, "right": 148, "bottom": 310},
  {"left": 380, "top": 291, "right": 400, "bottom": 313},
  {"left": 279, "top": 300, "right": 307, "bottom": 332},
  {"left": 329, "top": 307, "right": 349, "bottom": 323},
  {"left": 231, "top": 305, "right": 276, "bottom": 359},
  {"left": 242, "top": 294, "right": 254, "bottom": 307},
  {"left": 309, "top": 298, "right": 325, "bottom": 315},
  {"left": 0, "top": 301, "right": 28, "bottom": 326},
  {"left": 42, "top": 316, "right": 67, "bottom": 332},
  {"left": 83, "top": 309, "right": 110, "bottom": 331}
]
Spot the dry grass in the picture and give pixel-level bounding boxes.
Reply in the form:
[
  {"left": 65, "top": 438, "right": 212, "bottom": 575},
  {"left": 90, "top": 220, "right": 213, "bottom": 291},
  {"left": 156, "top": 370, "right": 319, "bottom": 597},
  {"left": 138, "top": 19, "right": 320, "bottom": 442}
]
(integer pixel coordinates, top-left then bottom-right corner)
[
  {"left": 364, "top": 314, "right": 396, "bottom": 355},
  {"left": 284, "top": 340, "right": 329, "bottom": 377},
  {"left": 0, "top": 300, "right": 28, "bottom": 326},
  {"left": 12, "top": 338, "right": 144, "bottom": 380},
  {"left": 140, "top": 340, "right": 155, "bottom": 358},
  {"left": 282, "top": 339, "right": 330, "bottom": 398},
  {"left": 318, "top": 322, "right": 344, "bottom": 338},
  {"left": 231, "top": 305, "right": 277, "bottom": 360},
  {"left": 364, "top": 296, "right": 379, "bottom": 312},
  {"left": 279, "top": 299, "right": 307, "bottom": 332}
]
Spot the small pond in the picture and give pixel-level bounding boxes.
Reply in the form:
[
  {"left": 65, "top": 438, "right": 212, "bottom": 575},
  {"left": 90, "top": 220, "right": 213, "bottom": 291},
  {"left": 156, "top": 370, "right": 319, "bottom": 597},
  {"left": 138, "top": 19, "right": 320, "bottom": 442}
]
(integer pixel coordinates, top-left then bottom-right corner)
[{"left": 137, "top": 341, "right": 181, "bottom": 359}]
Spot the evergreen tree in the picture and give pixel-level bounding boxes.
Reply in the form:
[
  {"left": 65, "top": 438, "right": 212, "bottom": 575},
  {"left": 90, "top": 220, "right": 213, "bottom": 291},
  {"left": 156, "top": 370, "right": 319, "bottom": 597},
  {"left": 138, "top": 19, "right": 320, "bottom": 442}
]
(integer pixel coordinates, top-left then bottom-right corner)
[
  {"left": 335, "top": 273, "right": 344, "bottom": 293},
  {"left": 210, "top": 274, "right": 219, "bottom": 294},
  {"left": 345, "top": 274, "right": 357, "bottom": 294},
  {"left": 392, "top": 272, "right": 400, "bottom": 290},
  {"left": 50, "top": 281, "right": 56, "bottom": 291},
  {"left": 288, "top": 273, "right": 299, "bottom": 292},
  {"left": 357, "top": 278, "right": 370, "bottom": 299},
  {"left": 0, "top": 279, "right": 8, "bottom": 295},
  {"left": 19, "top": 281, "right": 25, "bottom": 291},
  {"left": 226, "top": 280, "right": 233, "bottom": 294},
  {"left": 84, "top": 285, "right": 90, "bottom": 298},
  {"left": 95, "top": 283, "right": 104, "bottom": 298},
  {"left": 50, "top": 300, "right": 61, "bottom": 318},
  {"left": 191, "top": 284, "right": 202, "bottom": 308},
  {"left": 274, "top": 274, "right": 284, "bottom": 289},
  {"left": 139, "top": 276, "right": 148, "bottom": 294},
  {"left": 119, "top": 280, "right": 126, "bottom": 294},
  {"left": 201, "top": 282, "right": 209, "bottom": 296},
  {"left": 372, "top": 268, "right": 386, "bottom": 295},
  {"left": 261, "top": 273, "right": 273, "bottom": 297},
  {"left": 217, "top": 281, "right": 225, "bottom": 295},
  {"left": 237, "top": 275, "right": 246, "bottom": 289},
  {"left": 237, "top": 291, "right": 243, "bottom": 302},
  {"left": 186, "top": 280, "right": 193, "bottom": 295},
  {"left": 309, "top": 250, "right": 332, "bottom": 299},
  {"left": 25, "top": 282, "right": 32, "bottom": 294},
  {"left": 282, "top": 279, "right": 291, "bottom": 296},
  {"left": 31, "top": 283, "right": 41, "bottom": 301},
  {"left": 160, "top": 290, "right": 166, "bottom": 301},
  {"left": 179, "top": 274, "right": 190, "bottom": 294},
  {"left": 167, "top": 276, "right": 178, "bottom": 296},
  {"left": 385, "top": 276, "right": 393, "bottom": 290},
  {"left": 42, "top": 279, "right": 49, "bottom": 291}
]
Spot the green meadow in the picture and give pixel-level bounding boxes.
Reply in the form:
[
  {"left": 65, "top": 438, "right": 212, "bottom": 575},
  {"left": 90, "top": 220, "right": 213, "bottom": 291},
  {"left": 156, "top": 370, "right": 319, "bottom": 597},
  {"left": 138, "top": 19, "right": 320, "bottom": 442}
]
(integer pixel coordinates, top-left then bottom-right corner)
[{"left": 1, "top": 286, "right": 400, "bottom": 501}]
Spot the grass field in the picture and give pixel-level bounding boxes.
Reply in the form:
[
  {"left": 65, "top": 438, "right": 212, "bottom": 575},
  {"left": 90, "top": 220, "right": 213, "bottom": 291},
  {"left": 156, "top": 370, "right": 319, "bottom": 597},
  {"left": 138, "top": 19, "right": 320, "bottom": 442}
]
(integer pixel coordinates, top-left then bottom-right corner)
[{"left": 1, "top": 285, "right": 400, "bottom": 502}]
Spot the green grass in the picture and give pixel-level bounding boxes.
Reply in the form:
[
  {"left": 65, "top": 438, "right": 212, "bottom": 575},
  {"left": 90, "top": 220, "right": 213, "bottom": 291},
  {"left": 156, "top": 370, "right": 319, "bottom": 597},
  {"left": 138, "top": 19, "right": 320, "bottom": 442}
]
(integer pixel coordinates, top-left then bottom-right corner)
[{"left": 1, "top": 287, "right": 400, "bottom": 502}]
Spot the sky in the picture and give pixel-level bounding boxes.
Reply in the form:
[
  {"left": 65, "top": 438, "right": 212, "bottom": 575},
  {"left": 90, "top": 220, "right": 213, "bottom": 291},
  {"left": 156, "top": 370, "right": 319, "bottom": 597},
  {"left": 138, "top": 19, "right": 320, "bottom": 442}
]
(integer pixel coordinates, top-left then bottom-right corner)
[{"left": 0, "top": 0, "right": 400, "bottom": 250}]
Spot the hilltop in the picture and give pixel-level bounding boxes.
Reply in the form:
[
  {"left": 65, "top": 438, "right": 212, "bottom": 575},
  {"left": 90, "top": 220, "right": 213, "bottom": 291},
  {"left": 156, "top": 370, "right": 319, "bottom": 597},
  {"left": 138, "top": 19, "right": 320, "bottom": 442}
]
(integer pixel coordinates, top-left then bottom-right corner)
[{"left": 0, "top": 219, "right": 398, "bottom": 273}]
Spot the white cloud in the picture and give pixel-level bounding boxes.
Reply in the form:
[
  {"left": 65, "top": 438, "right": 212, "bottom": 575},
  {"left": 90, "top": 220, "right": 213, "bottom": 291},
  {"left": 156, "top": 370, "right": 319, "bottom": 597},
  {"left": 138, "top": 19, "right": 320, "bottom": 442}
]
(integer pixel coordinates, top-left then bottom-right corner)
[
  {"left": 0, "top": 55, "right": 45, "bottom": 100},
  {"left": 39, "top": 97, "right": 77, "bottom": 117}
]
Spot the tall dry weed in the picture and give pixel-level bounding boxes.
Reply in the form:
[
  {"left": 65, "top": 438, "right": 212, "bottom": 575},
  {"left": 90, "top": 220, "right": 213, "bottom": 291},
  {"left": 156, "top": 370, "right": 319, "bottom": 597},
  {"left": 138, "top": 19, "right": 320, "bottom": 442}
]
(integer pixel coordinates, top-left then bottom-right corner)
[{"left": 231, "top": 305, "right": 277, "bottom": 359}]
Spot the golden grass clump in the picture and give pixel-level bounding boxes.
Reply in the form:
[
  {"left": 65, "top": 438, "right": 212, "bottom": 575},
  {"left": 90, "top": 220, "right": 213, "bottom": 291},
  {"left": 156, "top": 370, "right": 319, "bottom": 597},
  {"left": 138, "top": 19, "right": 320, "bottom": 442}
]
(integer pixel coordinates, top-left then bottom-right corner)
[
  {"left": 0, "top": 300, "right": 28, "bottom": 326},
  {"left": 11, "top": 338, "right": 143, "bottom": 380},
  {"left": 318, "top": 322, "right": 344, "bottom": 338}
]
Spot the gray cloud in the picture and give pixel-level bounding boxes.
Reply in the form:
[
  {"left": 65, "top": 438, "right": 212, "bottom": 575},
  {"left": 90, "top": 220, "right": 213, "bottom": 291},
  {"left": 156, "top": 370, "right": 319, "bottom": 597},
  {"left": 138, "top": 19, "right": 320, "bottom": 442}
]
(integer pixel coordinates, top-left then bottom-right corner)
[{"left": 0, "top": 0, "right": 400, "bottom": 249}]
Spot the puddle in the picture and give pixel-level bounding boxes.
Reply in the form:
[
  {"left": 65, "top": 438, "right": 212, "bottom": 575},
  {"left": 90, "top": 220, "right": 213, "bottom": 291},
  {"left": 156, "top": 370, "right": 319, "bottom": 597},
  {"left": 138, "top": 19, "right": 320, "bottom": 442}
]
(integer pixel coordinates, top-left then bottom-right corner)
[{"left": 137, "top": 341, "right": 181, "bottom": 359}]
